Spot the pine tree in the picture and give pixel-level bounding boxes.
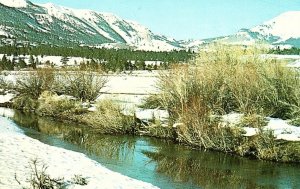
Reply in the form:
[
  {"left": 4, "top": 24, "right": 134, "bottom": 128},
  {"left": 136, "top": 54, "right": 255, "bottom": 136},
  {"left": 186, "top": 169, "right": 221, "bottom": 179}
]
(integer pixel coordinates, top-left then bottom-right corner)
[
  {"left": 18, "top": 57, "right": 27, "bottom": 69},
  {"left": 61, "top": 56, "right": 69, "bottom": 65},
  {"left": 29, "top": 55, "right": 34, "bottom": 66}
]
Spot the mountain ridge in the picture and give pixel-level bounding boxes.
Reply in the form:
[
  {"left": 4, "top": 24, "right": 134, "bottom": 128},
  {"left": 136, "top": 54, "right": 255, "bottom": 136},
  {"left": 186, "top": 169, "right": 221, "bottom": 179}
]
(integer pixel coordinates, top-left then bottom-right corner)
[
  {"left": 0, "top": 0, "right": 300, "bottom": 50},
  {"left": 0, "top": 0, "right": 195, "bottom": 51},
  {"left": 209, "top": 11, "right": 300, "bottom": 48}
]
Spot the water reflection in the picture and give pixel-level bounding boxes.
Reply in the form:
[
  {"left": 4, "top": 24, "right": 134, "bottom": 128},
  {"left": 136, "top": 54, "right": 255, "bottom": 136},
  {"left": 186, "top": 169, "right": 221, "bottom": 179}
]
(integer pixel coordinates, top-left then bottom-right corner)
[
  {"left": 143, "top": 139, "right": 300, "bottom": 189},
  {"left": 13, "top": 111, "right": 136, "bottom": 161},
  {"left": 11, "top": 111, "right": 300, "bottom": 189}
]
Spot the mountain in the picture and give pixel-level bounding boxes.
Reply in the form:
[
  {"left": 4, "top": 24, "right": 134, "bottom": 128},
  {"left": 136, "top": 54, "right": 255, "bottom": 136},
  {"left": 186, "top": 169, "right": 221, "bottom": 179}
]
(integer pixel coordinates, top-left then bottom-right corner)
[
  {"left": 0, "top": 0, "right": 193, "bottom": 51},
  {"left": 1, "top": 0, "right": 299, "bottom": 51},
  {"left": 207, "top": 11, "right": 300, "bottom": 48}
]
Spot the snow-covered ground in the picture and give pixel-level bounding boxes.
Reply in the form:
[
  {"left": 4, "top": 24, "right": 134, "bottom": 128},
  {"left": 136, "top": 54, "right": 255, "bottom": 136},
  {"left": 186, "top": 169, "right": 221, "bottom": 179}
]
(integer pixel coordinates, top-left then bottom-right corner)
[
  {"left": 261, "top": 54, "right": 300, "bottom": 60},
  {"left": 100, "top": 72, "right": 159, "bottom": 95},
  {"left": 0, "top": 92, "right": 15, "bottom": 104},
  {"left": 287, "top": 59, "right": 300, "bottom": 68},
  {"left": 0, "top": 54, "right": 92, "bottom": 67},
  {"left": 220, "top": 113, "right": 300, "bottom": 141},
  {"left": 0, "top": 114, "right": 158, "bottom": 189}
]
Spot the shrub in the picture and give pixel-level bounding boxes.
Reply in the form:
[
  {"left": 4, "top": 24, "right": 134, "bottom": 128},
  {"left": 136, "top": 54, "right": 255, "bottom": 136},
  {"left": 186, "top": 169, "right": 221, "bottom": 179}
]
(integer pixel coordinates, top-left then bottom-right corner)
[
  {"left": 54, "top": 71, "right": 106, "bottom": 102},
  {"left": 70, "top": 175, "right": 88, "bottom": 186},
  {"left": 38, "top": 91, "right": 86, "bottom": 117},
  {"left": 0, "top": 75, "right": 14, "bottom": 91},
  {"left": 16, "top": 159, "right": 89, "bottom": 189},
  {"left": 20, "top": 159, "right": 65, "bottom": 189},
  {"left": 14, "top": 69, "right": 55, "bottom": 99},
  {"left": 79, "top": 99, "right": 134, "bottom": 134},
  {"left": 13, "top": 95, "right": 38, "bottom": 112},
  {"left": 154, "top": 45, "right": 300, "bottom": 121},
  {"left": 146, "top": 44, "right": 300, "bottom": 161}
]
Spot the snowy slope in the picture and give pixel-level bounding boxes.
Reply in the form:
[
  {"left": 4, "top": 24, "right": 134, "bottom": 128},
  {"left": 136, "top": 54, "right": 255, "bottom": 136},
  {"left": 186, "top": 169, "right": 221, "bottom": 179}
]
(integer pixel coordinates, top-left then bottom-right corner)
[
  {"left": 251, "top": 11, "right": 300, "bottom": 42},
  {"left": 0, "top": 0, "right": 189, "bottom": 51},
  {"left": 203, "top": 11, "right": 300, "bottom": 48},
  {"left": 0, "top": 0, "right": 28, "bottom": 8}
]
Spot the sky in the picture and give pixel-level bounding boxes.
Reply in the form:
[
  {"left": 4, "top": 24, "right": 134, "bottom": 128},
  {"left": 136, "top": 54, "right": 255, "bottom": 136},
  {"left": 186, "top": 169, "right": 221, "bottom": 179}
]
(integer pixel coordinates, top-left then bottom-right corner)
[{"left": 32, "top": 0, "right": 300, "bottom": 40}]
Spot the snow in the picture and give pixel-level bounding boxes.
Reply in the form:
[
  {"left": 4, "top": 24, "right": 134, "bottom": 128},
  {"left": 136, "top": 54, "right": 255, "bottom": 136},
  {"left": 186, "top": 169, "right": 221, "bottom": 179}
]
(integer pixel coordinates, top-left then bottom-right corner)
[
  {"left": 0, "top": 54, "right": 91, "bottom": 66},
  {"left": 287, "top": 59, "right": 300, "bottom": 68},
  {"left": 219, "top": 113, "right": 300, "bottom": 141},
  {"left": 220, "top": 113, "right": 243, "bottom": 127},
  {"left": 242, "top": 127, "right": 260, "bottom": 137},
  {"left": 264, "top": 118, "right": 300, "bottom": 141},
  {"left": 0, "top": 29, "right": 9, "bottom": 37},
  {"left": 0, "top": 107, "right": 14, "bottom": 118},
  {"left": 100, "top": 73, "right": 159, "bottom": 95},
  {"left": 0, "top": 93, "right": 15, "bottom": 104},
  {"left": 0, "top": 116, "right": 159, "bottom": 189},
  {"left": 261, "top": 54, "right": 300, "bottom": 60},
  {"left": 38, "top": 2, "right": 181, "bottom": 52},
  {"left": 135, "top": 108, "right": 169, "bottom": 122},
  {"left": 0, "top": 0, "right": 28, "bottom": 8},
  {"left": 251, "top": 11, "right": 300, "bottom": 41}
]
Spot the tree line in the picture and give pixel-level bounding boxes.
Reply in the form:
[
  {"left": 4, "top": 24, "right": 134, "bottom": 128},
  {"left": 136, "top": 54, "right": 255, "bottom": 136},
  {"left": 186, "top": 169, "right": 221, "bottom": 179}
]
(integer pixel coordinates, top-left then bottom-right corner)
[
  {"left": 0, "top": 45, "right": 194, "bottom": 71},
  {"left": 269, "top": 47, "right": 300, "bottom": 55}
]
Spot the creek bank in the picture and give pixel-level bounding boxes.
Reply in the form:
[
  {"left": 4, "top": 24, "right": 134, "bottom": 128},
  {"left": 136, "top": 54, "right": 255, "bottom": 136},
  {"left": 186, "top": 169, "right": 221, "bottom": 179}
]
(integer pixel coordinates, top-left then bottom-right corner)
[{"left": 0, "top": 115, "right": 159, "bottom": 189}]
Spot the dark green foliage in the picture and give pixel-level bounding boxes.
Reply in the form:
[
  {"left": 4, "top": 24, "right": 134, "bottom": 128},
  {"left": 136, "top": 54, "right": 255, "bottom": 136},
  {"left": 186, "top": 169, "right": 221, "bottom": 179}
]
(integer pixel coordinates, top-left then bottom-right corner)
[
  {"left": 18, "top": 57, "right": 27, "bottom": 69},
  {"left": 60, "top": 56, "right": 69, "bottom": 65},
  {"left": 269, "top": 46, "right": 300, "bottom": 55},
  {"left": 0, "top": 54, "right": 14, "bottom": 70},
  {"left": 0, "top": 45, "right": 194, "bottom": 71}
]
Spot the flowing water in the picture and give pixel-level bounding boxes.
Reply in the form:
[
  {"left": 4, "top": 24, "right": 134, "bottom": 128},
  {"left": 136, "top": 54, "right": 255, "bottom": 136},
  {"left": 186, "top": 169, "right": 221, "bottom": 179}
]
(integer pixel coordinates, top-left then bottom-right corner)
[{"left": 2, "top": 108, "right": 300, "bottom": 189}]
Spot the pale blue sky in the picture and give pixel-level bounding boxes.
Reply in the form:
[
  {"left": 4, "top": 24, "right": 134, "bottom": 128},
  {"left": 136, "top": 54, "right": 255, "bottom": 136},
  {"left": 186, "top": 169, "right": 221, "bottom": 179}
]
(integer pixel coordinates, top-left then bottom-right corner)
[{"left": 32, "top": 0, "right": 300, "bottom": 40}]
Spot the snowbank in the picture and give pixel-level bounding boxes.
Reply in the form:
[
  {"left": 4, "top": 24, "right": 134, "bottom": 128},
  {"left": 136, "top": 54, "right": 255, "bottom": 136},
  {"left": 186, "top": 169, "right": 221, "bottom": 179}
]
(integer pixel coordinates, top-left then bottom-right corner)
[
  {"left": 135, "top": 108, "right": 169, "bottom": 123},
  {"left": 0, "top": 116, "right": 159, "bottom": 189},
  {"left": 0, "top": 93, "right": 15, "bottom": 104},
  {"left": 220, "top": 113, "right": 300, "bottom": 141},
  {"left": 100, "top": 74, "right": 158, "bottom": 95},
  {"left": 287, "top": 59, "right": 300, "bottom": 67}
]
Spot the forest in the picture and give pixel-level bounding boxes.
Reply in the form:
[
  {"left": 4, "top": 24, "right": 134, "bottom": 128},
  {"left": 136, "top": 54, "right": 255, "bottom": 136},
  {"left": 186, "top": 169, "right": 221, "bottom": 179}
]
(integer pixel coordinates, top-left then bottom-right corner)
[{"left": 0, "top": 45, "right": 194, "bottom": 71}]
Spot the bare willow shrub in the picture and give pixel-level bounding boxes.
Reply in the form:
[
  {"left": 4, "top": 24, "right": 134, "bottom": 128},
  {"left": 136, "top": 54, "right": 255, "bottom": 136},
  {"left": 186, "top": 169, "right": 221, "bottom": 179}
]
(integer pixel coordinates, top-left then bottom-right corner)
[
  {"left": 55, "top": 71, "right": 106, "bottom": 102},
  {"left": 13, "top": 69, "right": 55, "bottom": 111},
  {"left": 15, "top": 69, "right": 55, "bottom": 99}
]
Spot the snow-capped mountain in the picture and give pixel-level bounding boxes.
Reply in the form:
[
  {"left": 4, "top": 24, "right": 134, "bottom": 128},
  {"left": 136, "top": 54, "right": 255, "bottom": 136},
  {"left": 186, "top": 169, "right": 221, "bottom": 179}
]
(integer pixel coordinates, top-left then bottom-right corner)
[
  {"left": 0, "top": 0, "right": 189, "bottom": 51},
  {"left": 209, "top": 11, "right": 300, "bottom": 48}
]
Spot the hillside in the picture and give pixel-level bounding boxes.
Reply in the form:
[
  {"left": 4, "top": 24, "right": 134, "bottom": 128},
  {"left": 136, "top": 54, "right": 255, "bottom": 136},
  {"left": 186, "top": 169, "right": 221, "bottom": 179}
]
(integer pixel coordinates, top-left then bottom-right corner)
[
  {"left": 209, "top": 11, "right": 300, "bottom": 48},
  {"left": 0, "top": 0, "right": 195, "bottom": 51}
]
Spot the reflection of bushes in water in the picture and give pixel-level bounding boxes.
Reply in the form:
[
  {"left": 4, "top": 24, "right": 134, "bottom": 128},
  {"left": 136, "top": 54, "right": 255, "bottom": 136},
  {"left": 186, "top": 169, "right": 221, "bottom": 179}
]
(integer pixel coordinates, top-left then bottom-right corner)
[
  {"left": 62, "top": 128, "right": 137, "bottom": 161},
  {"left": 75, "top": 134, "right": 137, "bottom": 161},
  {"left": 15, "top": 113, "right": 137, "bottom": 161},
  {"left": 143, "top": 149, "right": 278, "bottom": 189},
  {"left": 12, "top": 110, "right": 39, "bottom": 130}
]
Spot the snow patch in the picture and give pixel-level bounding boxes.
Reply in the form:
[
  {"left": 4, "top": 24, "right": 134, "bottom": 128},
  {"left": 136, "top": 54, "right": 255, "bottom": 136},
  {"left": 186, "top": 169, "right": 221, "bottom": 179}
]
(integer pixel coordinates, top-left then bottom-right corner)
[
  {"left": 287, "top": 59, "right": 300, "bottom": 68},
  {"left": 0, "top": 93, "right": 16, "bottom": 104},
  {"left": 0, "top": 116, "right": 23, "bottom": 134},
  {"left": 135, "top": 108, "right": 169, "bottom": 122},
  {"left": 0, "top": 0, "right": 28, "bottom": 8}
]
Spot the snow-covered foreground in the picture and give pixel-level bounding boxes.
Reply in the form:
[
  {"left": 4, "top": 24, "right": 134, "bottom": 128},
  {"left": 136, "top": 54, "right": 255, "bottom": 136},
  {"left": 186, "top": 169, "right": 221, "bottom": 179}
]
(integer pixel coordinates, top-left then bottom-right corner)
[{"left": 0, "top": 116, "right": 159, "bottom": 189}]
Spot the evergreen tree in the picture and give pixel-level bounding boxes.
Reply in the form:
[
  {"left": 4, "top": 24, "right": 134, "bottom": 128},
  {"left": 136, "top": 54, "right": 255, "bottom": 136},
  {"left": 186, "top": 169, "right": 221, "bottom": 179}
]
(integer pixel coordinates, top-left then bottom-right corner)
[
  {"left": 29, "top": 55, "right": 34, "bottom": 66},
  {"left": 61, "top": 56, "right": 69, "bottom": 65},
  {"left": 18, "top": 57, "right": 27, "bottom": 69}
]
